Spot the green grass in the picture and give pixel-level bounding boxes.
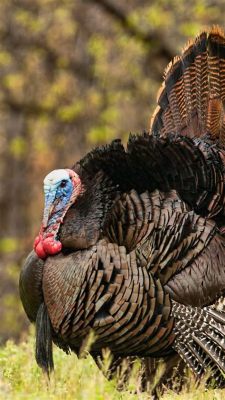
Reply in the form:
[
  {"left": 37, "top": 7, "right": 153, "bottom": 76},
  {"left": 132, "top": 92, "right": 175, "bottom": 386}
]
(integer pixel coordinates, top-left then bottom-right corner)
[{"left": 0, "top": 331, "right": 225, "bottom": 400}]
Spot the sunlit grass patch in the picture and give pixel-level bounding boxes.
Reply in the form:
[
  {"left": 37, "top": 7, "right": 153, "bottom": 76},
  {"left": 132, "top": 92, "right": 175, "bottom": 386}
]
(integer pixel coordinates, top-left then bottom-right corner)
[
  {"left": 0, "top": 331, "right": 225, "bottom": 400},
  {"left": 0, "top": 332, "right": 148, "bottom": 400}
]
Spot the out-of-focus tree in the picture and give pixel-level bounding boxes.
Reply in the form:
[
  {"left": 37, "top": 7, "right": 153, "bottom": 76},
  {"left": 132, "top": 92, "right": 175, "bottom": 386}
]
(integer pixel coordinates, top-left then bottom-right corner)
[{"left": 0, "top": 0, "right": 224, "bottom": 341}]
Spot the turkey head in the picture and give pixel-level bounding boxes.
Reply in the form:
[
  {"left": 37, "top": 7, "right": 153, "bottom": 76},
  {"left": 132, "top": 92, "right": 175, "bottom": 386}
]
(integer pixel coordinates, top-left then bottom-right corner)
[{"left": 34, "top": 168, "right": 82, "bottom": 259}]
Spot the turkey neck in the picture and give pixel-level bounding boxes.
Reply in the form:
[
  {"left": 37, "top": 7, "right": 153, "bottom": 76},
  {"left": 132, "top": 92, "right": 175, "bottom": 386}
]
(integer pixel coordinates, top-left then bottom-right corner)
[{"left": 59, "top": 171, "right": 119, "bottom": 250}]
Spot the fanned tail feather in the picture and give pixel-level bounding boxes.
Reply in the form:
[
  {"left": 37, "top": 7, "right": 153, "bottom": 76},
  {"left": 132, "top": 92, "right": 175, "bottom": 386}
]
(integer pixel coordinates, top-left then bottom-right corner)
[
  {"left": 172, "top": 301, "right": 225, "bottom": 387},
  {"left": 150, "top": 26, "right": 225, "bottom": 148}
]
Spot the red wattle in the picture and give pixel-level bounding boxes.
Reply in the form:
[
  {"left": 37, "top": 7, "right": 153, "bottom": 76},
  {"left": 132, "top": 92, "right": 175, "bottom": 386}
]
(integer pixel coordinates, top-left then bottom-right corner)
[
  {"left": 34, "top": 235, "right": 41, "bottom": 248},
  {"left": 42, "top": 237, "right": 62, "bottom": 255},
  {"left": 34, "top": 237, "right": 47, "bottom": 259},
  {"left": 33, "top": 234, "right": 62, "bottom": 259}
]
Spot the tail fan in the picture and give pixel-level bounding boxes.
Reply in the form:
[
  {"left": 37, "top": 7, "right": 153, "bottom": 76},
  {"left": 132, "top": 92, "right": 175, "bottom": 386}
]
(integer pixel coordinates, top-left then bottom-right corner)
[
  {"left": 150, "top": 26, "right": 225, "bottom": 148},
  {"left": 35, "top": 302, "right": 54, "bottom": 376},
  {"left": 172, "top": 301, "right": 225, "bottom": 387}
]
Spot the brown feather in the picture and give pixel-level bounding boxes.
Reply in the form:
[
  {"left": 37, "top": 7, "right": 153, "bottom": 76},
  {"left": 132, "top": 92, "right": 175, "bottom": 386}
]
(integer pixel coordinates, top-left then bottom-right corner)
[{"left": 150, "top": 27, "right": 225, "bottom": 148}]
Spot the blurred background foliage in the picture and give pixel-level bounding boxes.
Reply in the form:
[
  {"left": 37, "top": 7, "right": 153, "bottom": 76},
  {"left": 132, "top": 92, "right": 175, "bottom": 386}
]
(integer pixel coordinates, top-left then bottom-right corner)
[{"left": 0, "top": 0, "right": 225, "bottom": 342}]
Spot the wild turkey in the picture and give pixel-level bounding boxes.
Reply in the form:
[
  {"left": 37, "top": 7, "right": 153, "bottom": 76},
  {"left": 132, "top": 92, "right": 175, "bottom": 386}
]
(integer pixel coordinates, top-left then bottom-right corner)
[{"left": 20, "top": 27, "right": 225, "bottom": 389}]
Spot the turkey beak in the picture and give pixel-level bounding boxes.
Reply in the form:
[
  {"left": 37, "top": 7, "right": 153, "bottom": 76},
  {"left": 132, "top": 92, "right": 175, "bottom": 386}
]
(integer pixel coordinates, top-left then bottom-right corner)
[{"left": 42, "top": 191, "right": 56, "bottom": 229}]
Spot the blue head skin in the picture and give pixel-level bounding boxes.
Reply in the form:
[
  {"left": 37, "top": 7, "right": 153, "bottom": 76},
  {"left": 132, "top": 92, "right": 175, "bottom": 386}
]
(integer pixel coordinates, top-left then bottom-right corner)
[
  {"left": 34, "top": 168, "right": 82, "bottom": 259},
  {"left": 43, "top": 169, "right": 74, "bottom": 229}
]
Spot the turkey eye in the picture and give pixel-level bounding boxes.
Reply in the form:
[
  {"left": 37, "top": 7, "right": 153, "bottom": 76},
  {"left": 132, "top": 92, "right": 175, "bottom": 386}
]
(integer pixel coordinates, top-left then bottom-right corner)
[{"left": 60, "top": 180, "right": 67, "bottom": 188}]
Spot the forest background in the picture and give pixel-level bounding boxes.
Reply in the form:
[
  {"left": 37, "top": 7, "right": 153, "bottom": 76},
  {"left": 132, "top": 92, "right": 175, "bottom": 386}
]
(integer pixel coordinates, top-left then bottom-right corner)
[{"left": 0, "top": 0, "right": 224, "bottom": 343}]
